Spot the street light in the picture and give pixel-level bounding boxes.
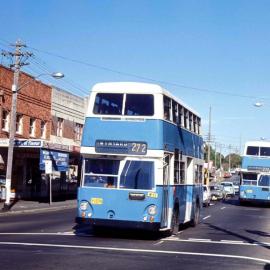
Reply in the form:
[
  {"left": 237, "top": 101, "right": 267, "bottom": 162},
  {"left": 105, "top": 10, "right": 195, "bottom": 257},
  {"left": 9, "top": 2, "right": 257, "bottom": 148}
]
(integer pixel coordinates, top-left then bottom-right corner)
[
  {"left": 3, "top": 71, "right": 64, "bottom": 210},
  {"left": 254, "top": 102, "right": 263, "bottom": 107}
]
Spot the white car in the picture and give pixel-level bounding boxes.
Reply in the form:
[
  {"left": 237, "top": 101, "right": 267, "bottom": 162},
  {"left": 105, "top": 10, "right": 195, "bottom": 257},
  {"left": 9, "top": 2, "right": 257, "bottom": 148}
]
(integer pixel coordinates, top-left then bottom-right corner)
[
  {"left": 220, "top": 182, "right": 235, "bottom": 197},
  {"left": 203, "top": 185, "right": 211, "bottom": 206}
]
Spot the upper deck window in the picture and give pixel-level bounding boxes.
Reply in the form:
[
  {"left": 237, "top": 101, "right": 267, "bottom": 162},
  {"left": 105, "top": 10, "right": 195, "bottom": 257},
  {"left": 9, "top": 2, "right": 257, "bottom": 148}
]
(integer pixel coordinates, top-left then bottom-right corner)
[
  {"left": 125, "top": 94, "right": 154, "bottom": 116},
  {"left": 246, "top": 146, "right": 259, "bottom": 156},
  {"left": 93, "top": 93, "right": 123, "bottom": 115},
  {"left": 93, "top": 93, "right": 154, "bottom": 116},
  {"left": 260, "top": 147, "right": 270, "bottom": 156},
  {"left": 163, "top": 96, "right": 171, "bottom": 121}
]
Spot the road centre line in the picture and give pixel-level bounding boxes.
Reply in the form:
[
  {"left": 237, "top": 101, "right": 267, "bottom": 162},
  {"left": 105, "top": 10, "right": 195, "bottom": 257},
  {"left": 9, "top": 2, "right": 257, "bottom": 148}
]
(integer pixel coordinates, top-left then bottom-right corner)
[
  {"left": 221, "top": 207, "right": 226, "bottom": 210},
  {"left": 202, "top": 215, "right": 211, "bottom": 220},
  {"left": 0, "top": 241, "right": 269, "bottom": 264}
]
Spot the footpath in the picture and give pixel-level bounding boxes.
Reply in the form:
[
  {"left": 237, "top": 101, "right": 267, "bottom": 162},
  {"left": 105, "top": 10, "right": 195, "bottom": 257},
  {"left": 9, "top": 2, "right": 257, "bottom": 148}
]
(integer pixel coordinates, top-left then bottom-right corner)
[{"left": 0, "top": 198, "right": 77, "bottom": 215}]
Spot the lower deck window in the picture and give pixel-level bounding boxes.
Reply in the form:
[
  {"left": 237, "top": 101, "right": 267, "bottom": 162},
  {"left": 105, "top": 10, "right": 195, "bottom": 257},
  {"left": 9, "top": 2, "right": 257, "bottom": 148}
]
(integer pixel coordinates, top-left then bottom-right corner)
[
  {"left": 83, "top": 158, "right": 154, "bottom": 190},
  {"left": 120, "top": 161, "right": 154, "bottom": 190}
]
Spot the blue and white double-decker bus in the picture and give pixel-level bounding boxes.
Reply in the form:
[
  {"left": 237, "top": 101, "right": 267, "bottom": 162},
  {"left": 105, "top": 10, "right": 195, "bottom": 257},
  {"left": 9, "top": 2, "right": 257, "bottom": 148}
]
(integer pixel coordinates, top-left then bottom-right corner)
[
  {"left": 77, "top": 82, "right": 204, "bottom": 234},
  {"left": 240, "top": 141, "right": 270, "bottom": 205}
]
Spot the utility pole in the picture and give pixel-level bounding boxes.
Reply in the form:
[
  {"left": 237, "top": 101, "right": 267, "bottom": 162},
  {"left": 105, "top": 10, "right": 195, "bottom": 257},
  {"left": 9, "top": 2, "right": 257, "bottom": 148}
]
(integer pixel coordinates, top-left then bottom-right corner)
[
  {"left": 228, "top": 144, "right": 231, "bottom": 172},
  {"left": 207, "top": 106, "right": 212, "bottom": 186},
  {"left": 2, "top": 40, "right": 32, "bottom": 210}
]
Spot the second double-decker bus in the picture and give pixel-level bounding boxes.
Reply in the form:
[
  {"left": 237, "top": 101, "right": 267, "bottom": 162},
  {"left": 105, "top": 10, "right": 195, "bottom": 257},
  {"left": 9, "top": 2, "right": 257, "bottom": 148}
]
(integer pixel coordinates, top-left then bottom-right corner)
[
  {"left": 239, "top": 141, "right": 270, "bottom": 204},
  {"left": 77, "top": 82, "right": 204, "bottom": 234}
]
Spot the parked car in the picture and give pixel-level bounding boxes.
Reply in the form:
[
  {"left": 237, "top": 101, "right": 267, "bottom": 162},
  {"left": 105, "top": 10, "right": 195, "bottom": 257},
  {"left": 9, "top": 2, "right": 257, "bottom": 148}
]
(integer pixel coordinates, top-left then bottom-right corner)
[
  {"left": 210, "top": 185, "right": 225, "bottom": 200},
  {"left": 203, "top": 185, "right": 211, "bottom": 206},
  {"left": 220, "top": 181, "right": 235, "bottom": 197},
  {"left": 233, "top": 182, "right": 239, "bottom": 194},
  {"left": 0, "top": 175, "right": 16, "bottom": 200}
]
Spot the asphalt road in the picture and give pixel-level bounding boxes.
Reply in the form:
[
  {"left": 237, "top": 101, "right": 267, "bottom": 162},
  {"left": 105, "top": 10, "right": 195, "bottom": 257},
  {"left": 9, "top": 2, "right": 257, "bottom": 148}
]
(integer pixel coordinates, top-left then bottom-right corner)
[{"left": 0, "top": 197, "right": 269, "bottom": 270}]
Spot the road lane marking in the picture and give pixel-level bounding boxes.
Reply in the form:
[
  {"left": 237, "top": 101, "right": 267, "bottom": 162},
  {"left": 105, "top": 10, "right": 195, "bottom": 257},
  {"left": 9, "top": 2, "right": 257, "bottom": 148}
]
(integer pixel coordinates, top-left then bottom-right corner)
[
  {"left": 188, "top": 238, "right": 211, "bottom": 242},
  {"left": 221, "top": 207, "right": 226, "bottom": 210},
  {"left": 202, "top": 215, "right": 211, "bottom": 220},
  {"left": 162, "top": 238, "right": 270, "bottom": 247},
  {"left": 0, "top": 241, "right": 269, "bottom": 264},
  {"left": 153, "top": 241, "right": 164, "bottom": 245}
]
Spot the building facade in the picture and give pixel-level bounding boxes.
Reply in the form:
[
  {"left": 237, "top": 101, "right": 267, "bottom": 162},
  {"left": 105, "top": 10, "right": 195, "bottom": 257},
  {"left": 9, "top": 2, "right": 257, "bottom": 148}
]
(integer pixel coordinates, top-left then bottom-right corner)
[{"left": 0, "top": 65, "right": 87, "bottom": 200}]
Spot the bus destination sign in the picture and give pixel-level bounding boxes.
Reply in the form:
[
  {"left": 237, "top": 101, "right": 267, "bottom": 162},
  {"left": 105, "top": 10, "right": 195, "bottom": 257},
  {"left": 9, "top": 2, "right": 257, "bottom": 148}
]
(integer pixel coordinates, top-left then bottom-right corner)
[{"left": 95, "top": 140, "right": 147, "bottom": 155}]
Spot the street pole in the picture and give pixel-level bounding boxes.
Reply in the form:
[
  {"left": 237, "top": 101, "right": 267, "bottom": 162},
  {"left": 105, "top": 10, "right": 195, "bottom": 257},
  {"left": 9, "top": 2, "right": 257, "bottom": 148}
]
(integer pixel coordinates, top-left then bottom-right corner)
[
  {"left": 3, "top": 42, "right": 22, "bottom": 210},
  {"left": 207, "top": 106, "right": 211, "bottom": 186},
  {"left": 228, "top": 145, "right": 231, "bottom": 172}
]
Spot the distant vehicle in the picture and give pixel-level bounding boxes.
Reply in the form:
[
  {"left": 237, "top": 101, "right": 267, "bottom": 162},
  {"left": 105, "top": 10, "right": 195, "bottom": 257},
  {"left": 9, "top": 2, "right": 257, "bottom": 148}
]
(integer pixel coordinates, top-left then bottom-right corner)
[
  {"left": 223, "top": 172, "right": 232, "bottom": 178},
  {"left": 0, "top": 175, "right": 16, "bottom": 200},
  {"left": 220, "top": 182, "right": 235, "bottom": 196},
  {"left": 203, "top": 185, "right": 211, "bottom": 206},
  {"left": 240, "top": 141, "right": 270, "bottom": 204},
  {"left": 210, "top": 185, "right": 225, "bottom": 200},
  {"left": 0, "top": 175, "right": 5, "bottom": 185},
  {"left": 233, "top": 183, "right": 239, "bottom": 194}
]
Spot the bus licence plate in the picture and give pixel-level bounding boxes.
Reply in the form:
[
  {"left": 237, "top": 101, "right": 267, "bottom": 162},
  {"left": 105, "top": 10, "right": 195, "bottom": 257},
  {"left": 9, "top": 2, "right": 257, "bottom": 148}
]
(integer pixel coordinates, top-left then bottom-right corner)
[
  {"left": 246, "top": 189, "right": 253, "bottom": 193},
  {"left": 91, "top": 198, "right": 103, "bottom": 205}
]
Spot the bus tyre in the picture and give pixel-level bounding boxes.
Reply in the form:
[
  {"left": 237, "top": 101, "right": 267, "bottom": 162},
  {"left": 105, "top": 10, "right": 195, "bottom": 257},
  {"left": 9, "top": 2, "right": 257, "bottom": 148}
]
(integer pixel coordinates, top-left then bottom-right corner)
[
  {"left": 190, "top": 202, "right": 200, "bottom": 227},
  {"left": 169, "top": 208, "right": 179, "bottom": 236}
]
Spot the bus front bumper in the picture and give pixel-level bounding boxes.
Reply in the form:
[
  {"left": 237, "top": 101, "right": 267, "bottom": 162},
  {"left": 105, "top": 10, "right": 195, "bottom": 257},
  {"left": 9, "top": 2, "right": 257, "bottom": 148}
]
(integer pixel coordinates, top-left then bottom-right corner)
[{"left": 76, "top": 217, "right": 161, "bottom": 231}]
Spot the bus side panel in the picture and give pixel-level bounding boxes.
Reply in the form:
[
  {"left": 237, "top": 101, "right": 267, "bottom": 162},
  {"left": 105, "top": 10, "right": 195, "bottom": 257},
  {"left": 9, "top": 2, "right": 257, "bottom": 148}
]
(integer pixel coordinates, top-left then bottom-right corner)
[
  {"left": 240, "top": 185, "right": 270, "bottom": 202},
  {"left": 162, "top": 122, "right": 203, "bottom": 159},
  {"left": 81, "top": 118, "right": 163, "bottom": 149},
  {"left": 242, "top": 157, "right": 270, "bottom": 170},
  {"left": 81, "top": 118, "right": 203, "bottom": 158},
  {"left": 174, "top": 184, "right": 202, "bottom": 224}
]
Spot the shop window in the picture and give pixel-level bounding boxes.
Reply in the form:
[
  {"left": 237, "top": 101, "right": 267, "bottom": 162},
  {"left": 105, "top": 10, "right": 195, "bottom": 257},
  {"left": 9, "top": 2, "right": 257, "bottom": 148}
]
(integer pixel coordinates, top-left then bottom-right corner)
[
  {"left": 2, "top": 110, "right": 9, "bottom": 131},
  {"left": 16, "top": 114, "right": 23, "bottom": 134},
  {"left": 41, "top": 121, "right": 47, "bottom": 139},
  {"left": 75, "top": 123, "right": 83, "bottom": 141},
  {"left": 29, "top": 118, "right": 36, "bottom": 137},
  {"left": 57, "top": 117, "right": 64, "bottom": 137}
]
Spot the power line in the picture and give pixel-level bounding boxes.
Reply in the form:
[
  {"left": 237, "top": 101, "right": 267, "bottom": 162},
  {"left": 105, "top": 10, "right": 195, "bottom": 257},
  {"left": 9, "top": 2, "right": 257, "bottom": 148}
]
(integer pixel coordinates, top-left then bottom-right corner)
[{"left": 27, "top": 46, "right": 268, "bottom": 100}]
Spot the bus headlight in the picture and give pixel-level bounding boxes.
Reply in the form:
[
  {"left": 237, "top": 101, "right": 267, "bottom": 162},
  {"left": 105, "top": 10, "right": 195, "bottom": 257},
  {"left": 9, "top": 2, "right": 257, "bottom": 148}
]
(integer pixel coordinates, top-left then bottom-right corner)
[
  {"left": 80, "top": 201, "right": 88, "bottom": 211},
  {"left": 147, "top": 205, "right": 157, "bottom": 216}
]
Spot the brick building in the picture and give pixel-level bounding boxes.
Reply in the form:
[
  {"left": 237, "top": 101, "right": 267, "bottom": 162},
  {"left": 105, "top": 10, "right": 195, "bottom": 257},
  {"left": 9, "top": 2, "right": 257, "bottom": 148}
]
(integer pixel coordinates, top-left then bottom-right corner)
[
  {"left": 0, "top": 64, "right": 52, "bottom": 199},
  {"left": 0, "top": 65, "right": 87, "bottom": 200}
]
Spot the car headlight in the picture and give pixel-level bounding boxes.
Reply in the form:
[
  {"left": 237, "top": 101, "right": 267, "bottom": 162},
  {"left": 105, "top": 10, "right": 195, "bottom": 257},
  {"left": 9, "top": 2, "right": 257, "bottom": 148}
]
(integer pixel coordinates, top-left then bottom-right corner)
[
  {"left": 147, "top": 205, "right": 157, "bottom": 216},
  {"left": 80, "top": 201, "right": 88, "bottom": 211}
]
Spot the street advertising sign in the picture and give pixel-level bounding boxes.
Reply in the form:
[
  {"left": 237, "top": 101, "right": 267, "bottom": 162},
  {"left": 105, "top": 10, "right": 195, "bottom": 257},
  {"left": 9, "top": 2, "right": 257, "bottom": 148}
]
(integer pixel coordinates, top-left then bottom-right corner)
[
  {"left": 45, "top": 160, "right": 52, "bottom": 174},
  {"left": 40, "top": 149, "right": 69, "bottom": 172}
]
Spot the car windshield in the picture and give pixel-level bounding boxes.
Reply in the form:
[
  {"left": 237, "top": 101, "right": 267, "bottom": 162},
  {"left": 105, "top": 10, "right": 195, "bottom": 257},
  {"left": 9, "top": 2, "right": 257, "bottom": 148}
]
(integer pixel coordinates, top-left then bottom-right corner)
[
  {"left": 221, "top": 183, "right": 232, "bottom": 186},
  {"left": 210, "top": 186, "right": 222, "bottom": 191}
]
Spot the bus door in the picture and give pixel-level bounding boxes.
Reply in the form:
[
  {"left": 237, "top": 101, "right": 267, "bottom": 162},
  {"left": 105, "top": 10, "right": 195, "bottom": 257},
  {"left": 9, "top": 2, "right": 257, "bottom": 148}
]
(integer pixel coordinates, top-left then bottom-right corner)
[
  {"left": 257, "top": 174, "right": 270, "bottom": 200},
  {"left": 161, "top": 154, "right": 171, "bottom": 228}
]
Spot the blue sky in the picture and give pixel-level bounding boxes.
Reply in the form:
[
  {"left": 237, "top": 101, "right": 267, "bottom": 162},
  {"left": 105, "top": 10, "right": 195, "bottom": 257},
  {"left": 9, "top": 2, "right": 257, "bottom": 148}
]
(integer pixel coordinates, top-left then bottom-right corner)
[{"left": 1, "top": 0, "right": 270, "bottom": 155}]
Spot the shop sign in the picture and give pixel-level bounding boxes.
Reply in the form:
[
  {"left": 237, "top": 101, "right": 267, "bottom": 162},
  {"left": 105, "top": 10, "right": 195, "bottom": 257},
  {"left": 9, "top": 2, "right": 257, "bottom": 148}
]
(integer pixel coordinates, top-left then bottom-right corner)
[
  {"left": 14, "top": 140, "right": 42, "bottom": 147},
  {"left": 40, "top": 149, "right": 69, "bottom": 172}
]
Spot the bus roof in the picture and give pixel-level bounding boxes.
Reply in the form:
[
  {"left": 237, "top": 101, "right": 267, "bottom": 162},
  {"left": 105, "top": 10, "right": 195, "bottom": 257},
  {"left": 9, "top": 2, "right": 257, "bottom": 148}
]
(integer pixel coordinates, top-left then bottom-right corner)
[
  {"left": 244, "top": 141, "right": 270, "bottom": 148},
  {"left": 91, "top": 82, "right": 200, "bottom": 117}
]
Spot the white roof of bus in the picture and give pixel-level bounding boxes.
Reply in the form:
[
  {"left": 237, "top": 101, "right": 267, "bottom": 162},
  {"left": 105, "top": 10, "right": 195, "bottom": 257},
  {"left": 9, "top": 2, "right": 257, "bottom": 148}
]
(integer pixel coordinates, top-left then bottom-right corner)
[
  {"left": 91, "top": 82, "right": 200, "bottom": 117},
  {"left": 245, "top": 141, "right": 270, "bottom": 147}
]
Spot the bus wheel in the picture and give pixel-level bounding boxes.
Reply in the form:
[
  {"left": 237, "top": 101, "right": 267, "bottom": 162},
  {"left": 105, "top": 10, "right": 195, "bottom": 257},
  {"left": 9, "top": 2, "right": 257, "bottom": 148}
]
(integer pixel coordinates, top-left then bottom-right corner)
[
  {"left": 190, "top": 202, "right": 200, "bottom": 227},
  {"left": 169, "top": 208, "right": 179, "bottom": 235}
]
